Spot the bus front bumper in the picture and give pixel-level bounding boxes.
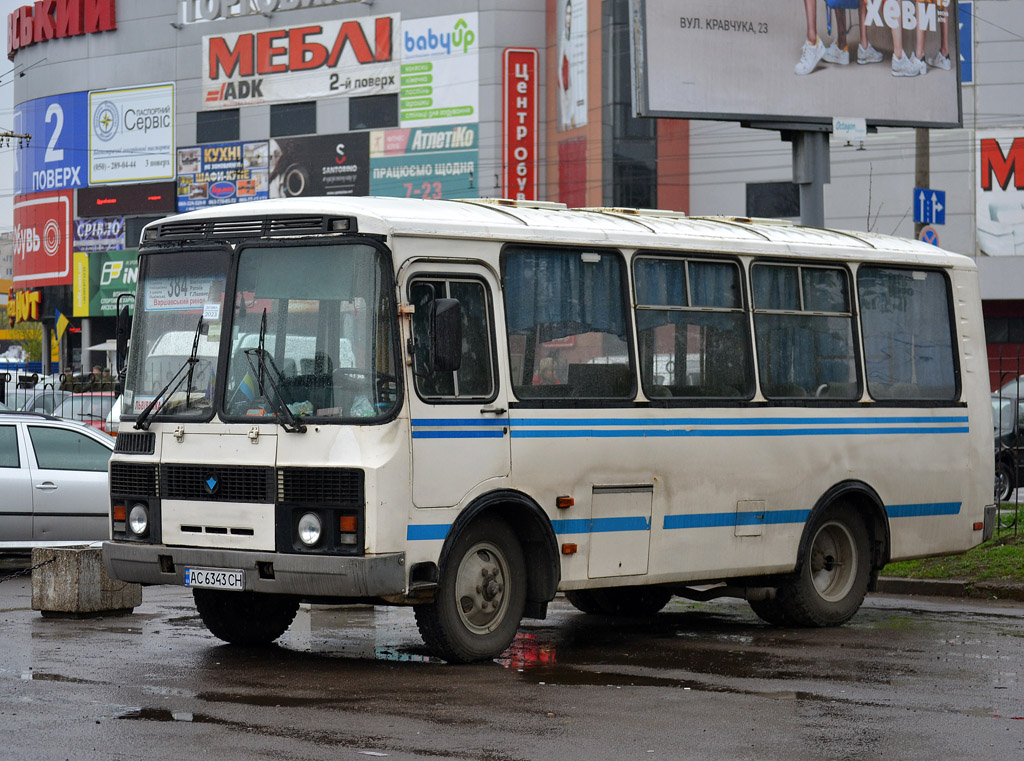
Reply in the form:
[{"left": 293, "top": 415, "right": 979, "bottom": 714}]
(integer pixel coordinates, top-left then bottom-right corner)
[{"left": 102, "top": 541, "right": 407, "bottom": 598}]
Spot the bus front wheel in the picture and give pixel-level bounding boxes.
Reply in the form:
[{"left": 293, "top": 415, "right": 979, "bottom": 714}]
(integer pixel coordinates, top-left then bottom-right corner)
[
  {"left": 775, "top": 505, "right": 871, "bottom": 627},
  {"left": 414, "top": 518, "right": 527, "bottom": 663},
  {"left": 193, "top": 589, "right": 299, "bottom": 646}
]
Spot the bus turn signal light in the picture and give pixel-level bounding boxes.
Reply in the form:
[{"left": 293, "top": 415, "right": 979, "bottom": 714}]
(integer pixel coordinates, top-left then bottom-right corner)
[
  {"left": 556, "top": 496, "right": 574, "bottom": 509},
  {"left": 973, "top": 522, "right": 984, "bottom": 531},
  {"left": 561, "top": 543, "right": 577, "bottom": 555},
  {"left": 112, "top": 504, "right": 126, "bottom": 522},
  {"left": 339, "top": 515, "right": 358, "bottom": 532}
]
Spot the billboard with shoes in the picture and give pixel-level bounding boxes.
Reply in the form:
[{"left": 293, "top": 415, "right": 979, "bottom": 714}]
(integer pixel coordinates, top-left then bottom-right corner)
[{"left": 631, "top": 0, "right": 961, "bottom": 127}]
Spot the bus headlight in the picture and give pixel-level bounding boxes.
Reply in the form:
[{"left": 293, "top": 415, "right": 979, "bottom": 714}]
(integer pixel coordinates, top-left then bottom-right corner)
[
  {"left": 128, "top": 503, "right": 149, "bottom": 537},
  {"left": 297, "top": 512, "right": 322, "bottom": 547}
]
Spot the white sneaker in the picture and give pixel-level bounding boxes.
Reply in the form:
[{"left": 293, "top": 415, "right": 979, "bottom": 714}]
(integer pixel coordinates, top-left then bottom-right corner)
[
  {"left": 910, "top": 53, "right": 927, "bottom": 75},
  {"left": 927, "top": 52, "right": 951, "bottom": 70},
  {"left": 891, "top": 53, "right": 921, "bottom": 77},
  {"left": 857, "top": 42, "right": 883, "bottom": 64},
  {"left": 795, "top": 38, "right": 825, "bottom": 75},
  {"left": 823, "top": 42, "right": 849, "bottom": 65}
]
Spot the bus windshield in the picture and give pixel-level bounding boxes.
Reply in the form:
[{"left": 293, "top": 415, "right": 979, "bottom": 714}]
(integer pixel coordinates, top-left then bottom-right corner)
[
  {"left": 222, "top": 242, "right": 400, "bottom": 423},
  {"left": 123, "top": 248, "right": 229, "bottom": 421}
]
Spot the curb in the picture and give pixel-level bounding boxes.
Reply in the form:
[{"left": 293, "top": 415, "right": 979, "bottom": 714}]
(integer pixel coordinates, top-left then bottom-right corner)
[{"left": 876, "top": 576, "right": 1024, "bottom": 602}]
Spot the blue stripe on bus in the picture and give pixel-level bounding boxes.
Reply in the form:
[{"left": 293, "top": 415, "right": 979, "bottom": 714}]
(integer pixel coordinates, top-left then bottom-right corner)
[
  {"left": 411, "top": 416, "right": 968, "bottom": 439},
  {"left": 407, "top": 434, "right": 503, "bottom": 440},
  {"left": 412, "top": 419, "right": 508, "bottom": 426},
  {"left": 663, "top": 509, "right": 811, "bottom": 529},
  {"left": 406, "top": 503, "right": 960, "bottom": 540},
  {"left": 886, "top": 502, "right": 962, "bottom": 518},
  {"left": 550, "top": 516, "right": 652, "bottom": 534},
  {"left": 507, "top": 416, "right": 969, "bottom": 427},
  {"left": 509, "top": 426, "right": 969, "bottom": 438},
  {"left": 407, "top": 524, "right": 451, "bottom": 541}
]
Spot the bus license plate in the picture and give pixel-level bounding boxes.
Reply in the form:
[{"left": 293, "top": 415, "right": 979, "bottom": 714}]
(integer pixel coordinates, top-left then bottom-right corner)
[{"left": 184, "top": 567, "right": 245, "bottom": 591}]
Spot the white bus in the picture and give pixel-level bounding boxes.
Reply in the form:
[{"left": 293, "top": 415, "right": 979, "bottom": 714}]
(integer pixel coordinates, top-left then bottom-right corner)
[{"left": 103, "top": 197, "right": 995, "bottom": 663}]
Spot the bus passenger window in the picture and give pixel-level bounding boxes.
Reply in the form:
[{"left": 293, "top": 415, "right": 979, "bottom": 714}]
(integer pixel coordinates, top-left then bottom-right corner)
[
  {"left": 858, "top": 267, "right": 957, "bottom": 401},
  {"left": 634, "top": 256, "right": 753, "bottom": 399},
  {"left": 410, "top": 278, "right": 496, "bottom": 401},
  {"left": 503, "top": 246, "right": 634, "bottom": 401},
  {"left": 752, "top": 263, "right": 859, "bottom": 400}
]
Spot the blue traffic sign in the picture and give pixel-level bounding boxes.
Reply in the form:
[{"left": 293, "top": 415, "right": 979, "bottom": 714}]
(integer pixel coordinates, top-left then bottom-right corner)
[
  {"left": 914, "top": 187, "right": 946, "bottom": 225},
  {"left": 920, "top": 226, "right": 940, "bottom": 247}
]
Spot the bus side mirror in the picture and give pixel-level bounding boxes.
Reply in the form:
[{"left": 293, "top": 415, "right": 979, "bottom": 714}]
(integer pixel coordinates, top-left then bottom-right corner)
[
  {"left": 430, "top": 298, "right": 462, "bottom": 373},
  {"left": 115, "top": 304, "right": 131, "bottom": 378}
]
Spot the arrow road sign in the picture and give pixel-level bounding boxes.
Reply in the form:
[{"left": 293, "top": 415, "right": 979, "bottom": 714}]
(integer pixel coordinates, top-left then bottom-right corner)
[{"left": 914, "top": 187, "right": 946, "bottom": 225}]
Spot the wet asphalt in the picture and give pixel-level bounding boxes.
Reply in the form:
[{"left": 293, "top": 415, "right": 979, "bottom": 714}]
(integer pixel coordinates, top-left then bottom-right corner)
[{"left": 0, "top": 574, "right": 1022, "bottom": 761}]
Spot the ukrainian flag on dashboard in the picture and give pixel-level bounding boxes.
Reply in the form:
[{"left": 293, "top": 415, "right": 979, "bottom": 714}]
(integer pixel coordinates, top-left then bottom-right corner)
[{"left": 239, "top": 371, "right": 258, "bottom": 401}]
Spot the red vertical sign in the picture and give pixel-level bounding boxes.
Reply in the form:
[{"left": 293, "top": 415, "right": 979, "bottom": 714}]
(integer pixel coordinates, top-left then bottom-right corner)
[{"left": 503, "top": 48, "right": 538, "bottom": 201}]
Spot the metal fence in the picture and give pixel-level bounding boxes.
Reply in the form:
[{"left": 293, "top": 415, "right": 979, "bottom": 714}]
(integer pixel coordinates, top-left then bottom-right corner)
[
  {"left": 0, "top": 370, "right": 117, "bottom": 434},
  {"left": 991, "top": 347, "right": 1021, "bottom": 537}
]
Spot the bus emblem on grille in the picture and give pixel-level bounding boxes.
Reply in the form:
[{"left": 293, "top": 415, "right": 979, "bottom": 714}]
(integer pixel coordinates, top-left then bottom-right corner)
[{"left": 204, "top": 475, "right": 219, "bottom": 495}]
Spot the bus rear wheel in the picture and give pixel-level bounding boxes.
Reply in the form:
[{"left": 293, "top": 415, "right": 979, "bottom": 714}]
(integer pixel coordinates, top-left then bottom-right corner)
[
  {"left": 565, "top": 587, "right": 672, "bottom": 617},
  {"left": 193, "top": 589, "right": 299, "bottom": 646},
  {"left": 775, "top": 505, "right": 871, "bottom": 627},
  {"left": 414, "top": 518, "right": 526, "bottom": 663}
]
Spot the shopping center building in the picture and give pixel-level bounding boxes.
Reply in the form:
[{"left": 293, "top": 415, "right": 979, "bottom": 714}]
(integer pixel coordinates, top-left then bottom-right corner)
[{"left": 4, "top": 0, "right": 1023, "bottom": 383}]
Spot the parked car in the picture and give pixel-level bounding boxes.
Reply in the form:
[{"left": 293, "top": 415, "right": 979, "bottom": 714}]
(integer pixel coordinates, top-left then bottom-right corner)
[
  {"left": 995, "top": 375, "right": 1024, "bottom": 402},
  {"left": 0, "top": 411, "right": 114, "bottom": 543},
  {"left": 52, "top": 392, "right": 117, "bottom": 433},
  {"left": 18, "top": 389, "right": 73, "bottom": 415},
  {"left": 994, "top": 396, "right": 1024, "bottom": 501}
]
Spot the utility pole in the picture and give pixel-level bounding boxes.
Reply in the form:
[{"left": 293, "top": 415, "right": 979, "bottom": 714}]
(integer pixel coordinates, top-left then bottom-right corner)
[{"left": 914, "top": 128, "right": 929, "bottom": 238}]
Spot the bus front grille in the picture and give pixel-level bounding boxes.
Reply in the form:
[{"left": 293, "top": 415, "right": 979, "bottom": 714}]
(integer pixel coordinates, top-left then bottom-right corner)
[
  {"left": 278, "top": 468, "right": 364, "bottom": 506},
  {"left": 163, "top": 464, "right": 275, "bottom": 503},
  {"left": 114, "top": 431, "right": 156, "bottom": 455},
  {"left": 110, "top": 462, "right": 159, "bottom": 497}
]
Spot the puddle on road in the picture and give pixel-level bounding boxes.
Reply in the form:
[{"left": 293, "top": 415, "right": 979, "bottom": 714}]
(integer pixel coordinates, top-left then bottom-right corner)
[{"left": 20, "top": 671, "right": 98, "bottom": 684}]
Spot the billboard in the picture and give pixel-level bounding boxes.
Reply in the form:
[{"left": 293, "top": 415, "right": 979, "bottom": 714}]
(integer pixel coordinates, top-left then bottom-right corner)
[
  {"left": 13, "top": 190, "right": 73, "bottom": 288},
  {"left": 74, "top": 217, "right": 126, "bottom": 253},
  {"left": 977, "top": 131, "right": 1024, "bottom": 257},
  {"left": 556, "top": 0, "right": 588, "bottom": 131},
  {"left": 89, "top": 83, "right": 176, "bottom": 184},
  {"left": 370, "top": 124, "right": 478, "bottom": 198},
  {"left": 177, "top": 141, "right": 270, "bottom": 212},
  {"left": 202, "top": 14, "right": 400, "bottom": 108},
  {"left": 268, "top": 132, "right": 369, "bottom": 198},
  {"left": 13, "top": 91, "right": 88, "bottom": 197},
  {"left": 400, "top": 13, "right": 479, "bottom": 126},
  {"left": 73, "top": 250, "right": 139, "bottom": 318},
  {"left": 630, "top": 0, "right": 961, "bottom": 127}
]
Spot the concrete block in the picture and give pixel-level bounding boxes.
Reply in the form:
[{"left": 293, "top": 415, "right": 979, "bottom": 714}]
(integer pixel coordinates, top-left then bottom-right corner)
[{"left": 31, "top": 546, "right": 142, "bottom": 617}]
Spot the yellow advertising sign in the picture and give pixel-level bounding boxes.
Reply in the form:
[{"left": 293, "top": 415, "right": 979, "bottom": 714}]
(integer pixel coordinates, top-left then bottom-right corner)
[{"left": 73, "top": 252, "right": 90, "bottom": 317}]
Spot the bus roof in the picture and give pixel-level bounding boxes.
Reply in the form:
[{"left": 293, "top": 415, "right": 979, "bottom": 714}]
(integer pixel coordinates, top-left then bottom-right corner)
[{"left": 143, "top": 196, "right": 972, "bottom": 268}]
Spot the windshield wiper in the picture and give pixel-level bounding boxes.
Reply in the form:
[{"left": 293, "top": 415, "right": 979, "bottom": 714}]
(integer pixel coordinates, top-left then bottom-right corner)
[
  {"left": 134, "top": 316, "right": 204, "bottom": 431},
  {"left": 243, "top": 346, "right": 306, "bottom": 433}
]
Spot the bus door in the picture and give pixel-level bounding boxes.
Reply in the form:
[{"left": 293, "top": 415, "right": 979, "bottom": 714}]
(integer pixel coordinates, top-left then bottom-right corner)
[{"left": 405, "top": 264, "right": 511, "bottom": 507}]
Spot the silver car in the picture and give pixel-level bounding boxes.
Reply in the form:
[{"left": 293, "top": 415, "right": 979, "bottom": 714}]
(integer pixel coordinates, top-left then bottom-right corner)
[{"left": 0, "top": 412, "right": 114, "bottom": 543}]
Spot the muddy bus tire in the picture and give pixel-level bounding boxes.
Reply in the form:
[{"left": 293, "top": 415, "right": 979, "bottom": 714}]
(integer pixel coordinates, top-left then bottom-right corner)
[
  {"left": 565, "top": 587, "right": 672, "bottom": 617},
  {"left": 193, "top": 589, "right": 299, "bottom": 646},
  {"left": 775, "top": 505, "right": 871, "bottom": 627},
  {"left": 414, "top": 518, "right": 526, "bottom": 664}
]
